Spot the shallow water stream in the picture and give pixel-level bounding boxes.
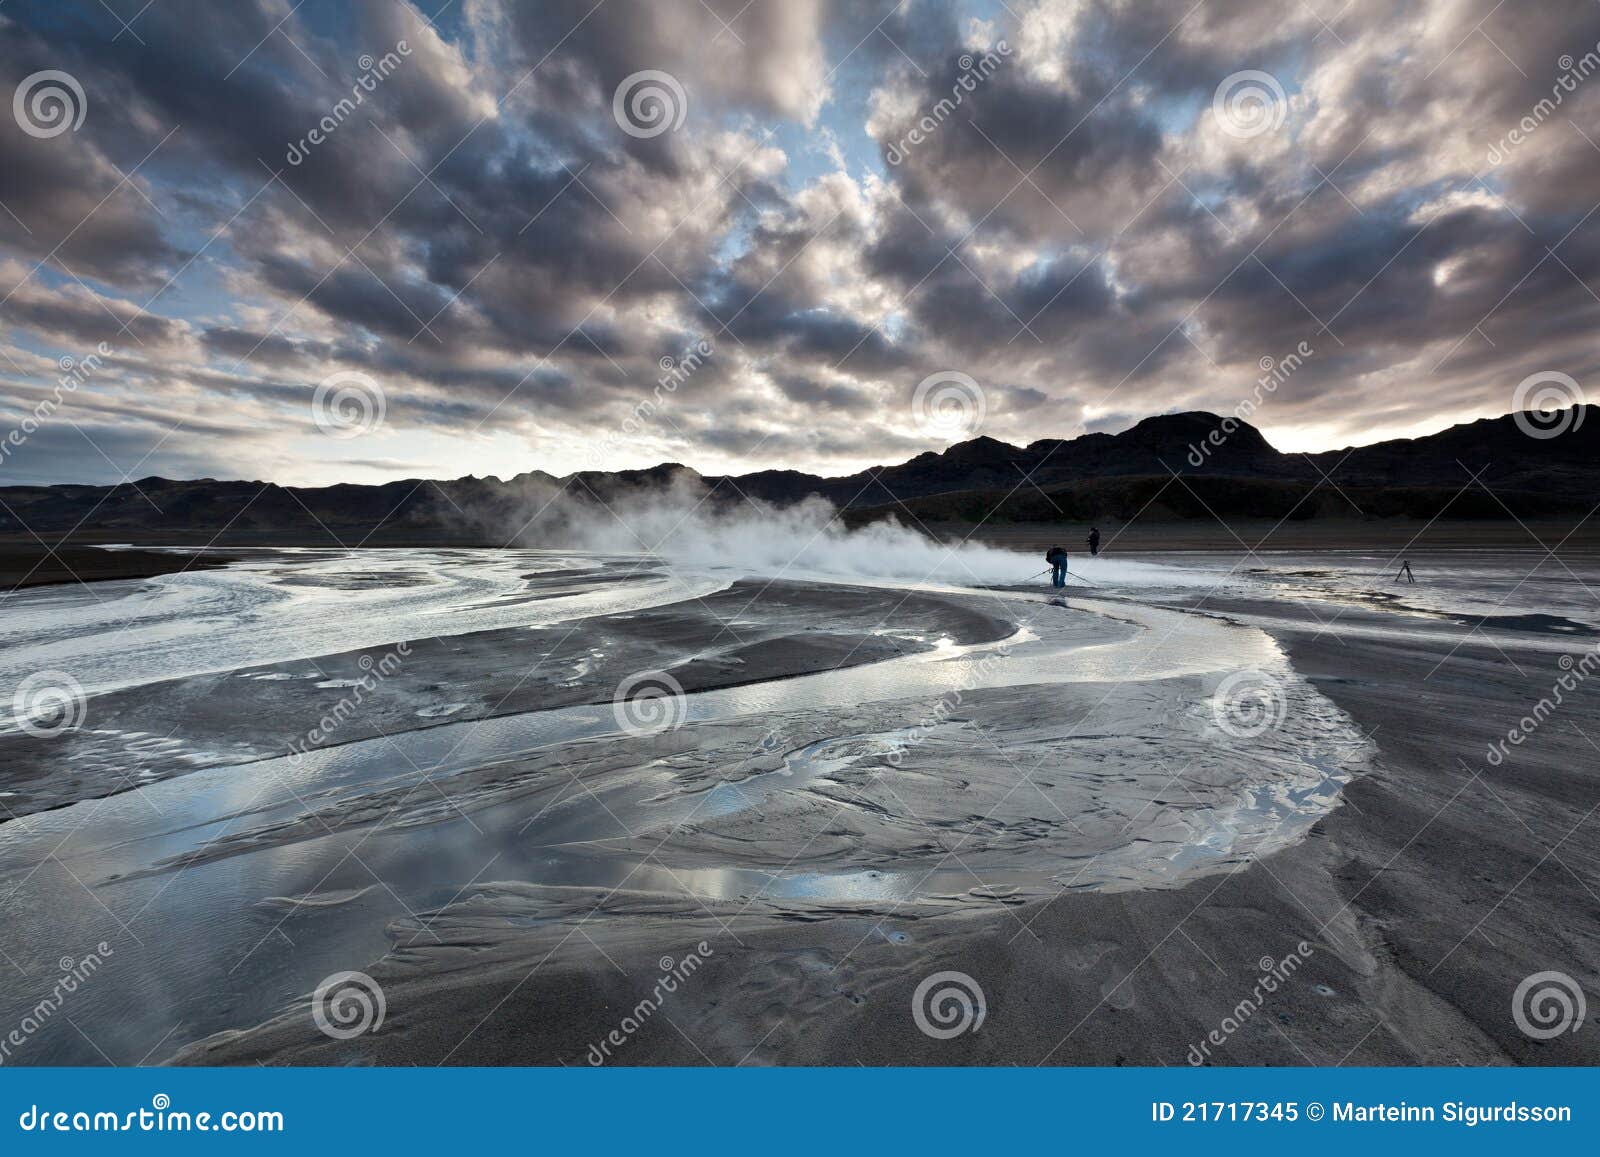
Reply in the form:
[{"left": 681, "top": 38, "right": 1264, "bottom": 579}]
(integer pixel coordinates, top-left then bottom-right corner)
[{"left": 0, "top": 549, "right": 1372, "bottom": 1063}]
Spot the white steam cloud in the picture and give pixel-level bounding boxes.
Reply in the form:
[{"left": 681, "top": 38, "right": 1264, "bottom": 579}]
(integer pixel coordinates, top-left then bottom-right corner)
[
  {"left": 574, "top": 492, "right": 1028, "bottom": 585},
  {"left": 496, "top": 472, "right": 1215, "bottom": 589}
]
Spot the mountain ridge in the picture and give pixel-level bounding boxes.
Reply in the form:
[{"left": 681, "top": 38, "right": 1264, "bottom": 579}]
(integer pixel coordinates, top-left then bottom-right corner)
[{"left": 1, "top": 407, "right": 1593, "bottom": 542}]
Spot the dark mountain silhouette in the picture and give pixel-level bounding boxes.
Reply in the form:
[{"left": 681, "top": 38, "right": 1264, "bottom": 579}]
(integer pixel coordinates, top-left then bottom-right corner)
[{"left": 0, "top": 407, "right": 1593, "bottom": 545}]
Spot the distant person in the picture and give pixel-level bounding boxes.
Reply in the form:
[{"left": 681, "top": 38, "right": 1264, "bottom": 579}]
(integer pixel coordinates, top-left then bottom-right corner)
[
  {"left": 1045, "top": 545, "right": 1069, "bottom": 588},
  {"left": 1088, "top": 527, "right": 1101, "bottom": 557}
]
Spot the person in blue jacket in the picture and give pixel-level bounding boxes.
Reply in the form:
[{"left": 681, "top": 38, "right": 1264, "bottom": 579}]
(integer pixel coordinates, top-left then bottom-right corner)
[{"left": 1045, "top": 545, "right": 1069, "bottom": 588}]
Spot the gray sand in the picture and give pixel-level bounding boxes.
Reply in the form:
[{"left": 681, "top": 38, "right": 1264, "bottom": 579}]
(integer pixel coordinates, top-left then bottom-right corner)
[
  {"left": 0, "top": 544, "right": 234, "bottom": 591},
  {"left": 0, "top": 579, "right": 1012, "bottom": 819},
  {"left": 5, "top": 548, "right": 1594, "bottom": 1068},
  {"left": 175, "top": 592, "right": 1599, "bottom": 1067}
]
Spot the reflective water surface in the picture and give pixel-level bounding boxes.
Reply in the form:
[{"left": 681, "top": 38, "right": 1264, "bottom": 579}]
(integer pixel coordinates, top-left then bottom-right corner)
[{"left": 10, "top": 547, "right": 1543, "bottom": 1063}]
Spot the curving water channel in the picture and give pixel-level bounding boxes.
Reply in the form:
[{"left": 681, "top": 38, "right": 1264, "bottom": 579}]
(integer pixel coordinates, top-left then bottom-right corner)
[{"left": 0, "top": 550, "right": 1372, "bottom": 1064}]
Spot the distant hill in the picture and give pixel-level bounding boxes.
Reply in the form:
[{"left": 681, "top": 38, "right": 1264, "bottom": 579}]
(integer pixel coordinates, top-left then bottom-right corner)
[{"left": 1, "top": 407, "right": 1593, "bottom": 544}]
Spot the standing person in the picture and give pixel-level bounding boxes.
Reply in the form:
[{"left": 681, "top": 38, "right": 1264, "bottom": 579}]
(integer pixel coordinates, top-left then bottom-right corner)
[
  {"left": 1045, "top": 545, "right": 1069, "bottom": 588},
  {"left": 1088, "top": 527, "right": 1101, "bottom": 557}
]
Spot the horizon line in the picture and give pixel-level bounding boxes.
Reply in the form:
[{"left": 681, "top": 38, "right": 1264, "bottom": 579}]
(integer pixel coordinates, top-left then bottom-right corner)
[{"left": 3, "top": 402, "right": 1589, "bottom": 493}]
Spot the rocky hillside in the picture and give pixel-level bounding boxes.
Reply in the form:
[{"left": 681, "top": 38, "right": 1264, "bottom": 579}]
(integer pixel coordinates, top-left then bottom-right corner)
[{"left": 1, "top": 407, "right": 1592, "bottom": 543}]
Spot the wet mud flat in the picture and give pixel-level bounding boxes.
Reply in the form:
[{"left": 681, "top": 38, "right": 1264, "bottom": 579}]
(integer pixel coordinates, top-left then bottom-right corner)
[
  {"left": 0, "top": 575, "right": 1361, "bottom": 1065},
  {"left": 154, "top": 593, "right": 1373, "bottom": 1066},
  {"left": 0, "top": 544, "right": 235, "bottom": 591},
  {"left": 172, "top": 596, "right": 1600, "bottom": 1068},
  {"left": 5, "top": 550, "right": 1595, "bottom": 1067},
  {"left": 0, "top": 578, "right": 1012, "bottom": 819}
]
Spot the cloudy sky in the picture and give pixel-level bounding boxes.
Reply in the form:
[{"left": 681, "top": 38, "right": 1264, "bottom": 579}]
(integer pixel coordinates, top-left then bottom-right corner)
[{"left": 1, "top": 0, "right": 1598, "bottom": 487}]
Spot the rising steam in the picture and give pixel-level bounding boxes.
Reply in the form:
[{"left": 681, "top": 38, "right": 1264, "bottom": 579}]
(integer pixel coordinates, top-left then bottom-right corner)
[{"left": 486, "top": 471, "right": 1213, "bottom": 590}]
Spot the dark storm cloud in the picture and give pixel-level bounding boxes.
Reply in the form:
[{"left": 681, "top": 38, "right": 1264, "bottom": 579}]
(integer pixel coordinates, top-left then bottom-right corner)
[
  {"left": 771, "top": 371, "right": 877, "bottom": 415},
  {"left": 4, "top": 0, "right": 1600, "bottom": 485},
  {"left": 0, "top": 101, "right": 179, "bottom": 286},
  {"left": 493, "top": 0, "right": 829, "bottom": 125},
  {"left": 1, "top": 277, "right": 187, "bottom": 351},
  {"left": 0, "top": 413, "right": 247, "bottom": 486},
  {"left": 200, "top": 326, "right": 334, "bottom": 368}
]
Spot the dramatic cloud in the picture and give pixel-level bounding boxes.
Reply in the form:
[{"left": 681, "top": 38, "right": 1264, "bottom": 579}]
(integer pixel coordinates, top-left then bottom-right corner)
[{"left": 2, "top": 0, "right": 1599, "bottom": 485}]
